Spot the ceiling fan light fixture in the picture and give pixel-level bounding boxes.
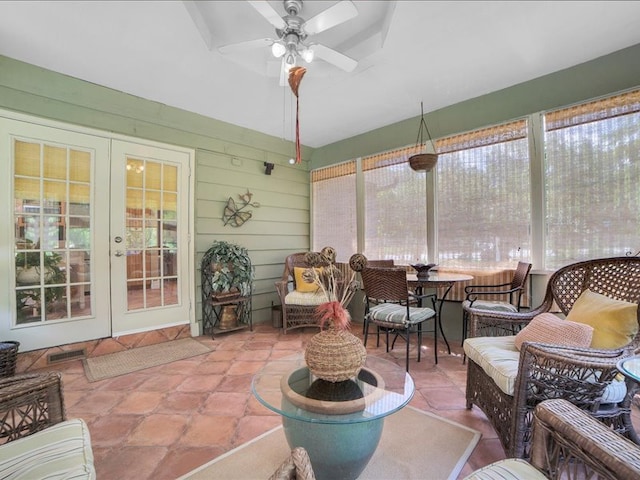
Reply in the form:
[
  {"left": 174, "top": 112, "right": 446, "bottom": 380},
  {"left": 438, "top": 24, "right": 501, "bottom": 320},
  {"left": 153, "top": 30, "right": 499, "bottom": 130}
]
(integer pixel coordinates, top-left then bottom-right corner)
[
  {"left": 271, "top": 41, "right": 286, "bottom": 58},
  {"left": 284, "top": 52, "right": 296, "bottom": 70},
  {"left": 300, "top": 47, "right": 314, "bottom": 63}
]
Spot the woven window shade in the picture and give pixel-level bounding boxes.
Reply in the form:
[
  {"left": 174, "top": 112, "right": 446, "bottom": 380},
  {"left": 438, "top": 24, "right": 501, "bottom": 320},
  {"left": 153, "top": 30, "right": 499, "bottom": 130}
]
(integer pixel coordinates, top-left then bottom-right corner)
[
  {"left": 436, "top": 119, "right": 531, "bottom": 269},
  {"left": 363, "top": 149, "right": 427, "bottom": 263},
  {"left": 546, "top": 89, "right": 640, "bottom": 131},
  {"left": 311, "top": 160, "right": 357, "bottom": 262},
  {"left": 435, "top": 120, "right": 528, "bottom": 155},
  {"left": 544, "top": 88, "right": 640, "bottom": 269}
]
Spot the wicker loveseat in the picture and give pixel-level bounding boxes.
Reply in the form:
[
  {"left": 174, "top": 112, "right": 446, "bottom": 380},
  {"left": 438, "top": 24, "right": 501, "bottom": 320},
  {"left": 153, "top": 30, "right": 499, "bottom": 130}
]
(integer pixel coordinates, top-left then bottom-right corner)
[
  {"left": 464, "top": 256, "right": 640, "bottom": 458},
  {"left": 0, "top": 372, "right": 96, "bottom": 478}
]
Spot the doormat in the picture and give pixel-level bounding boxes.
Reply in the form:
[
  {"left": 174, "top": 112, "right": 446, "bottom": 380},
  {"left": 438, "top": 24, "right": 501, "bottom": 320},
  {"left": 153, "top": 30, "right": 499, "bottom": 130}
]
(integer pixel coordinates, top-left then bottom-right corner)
[
  {"left": 83, "top": 338, "right": 211, "bottom": 382},
  {"left": 179, "top": 405, "right": 481, "bottom": 480}
]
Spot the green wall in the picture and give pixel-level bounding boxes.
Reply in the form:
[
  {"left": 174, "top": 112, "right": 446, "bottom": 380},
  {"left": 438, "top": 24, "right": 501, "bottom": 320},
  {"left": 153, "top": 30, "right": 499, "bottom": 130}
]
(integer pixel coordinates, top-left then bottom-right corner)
[
  {"left": 0, "top": 55, "right": 312, "bottom": 328},
  {"left": 311, "top": 42, "right": 640, "bottom": 168}
]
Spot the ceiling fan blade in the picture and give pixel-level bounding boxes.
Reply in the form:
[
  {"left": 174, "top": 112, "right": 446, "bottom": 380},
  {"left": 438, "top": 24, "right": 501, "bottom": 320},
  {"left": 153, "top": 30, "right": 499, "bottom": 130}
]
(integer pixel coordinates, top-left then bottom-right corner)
[
  {"left": 248, "top": 0, "right": 287, "bottom": 30},
  {"left": 311, "top": 44, "right": 357, "bottom": 72},
  {"left": 302, "top": 1, "right": 358, "bottom": 35},
  {"left": 218, "top": 38, "right": 273, "bottom": 54}
]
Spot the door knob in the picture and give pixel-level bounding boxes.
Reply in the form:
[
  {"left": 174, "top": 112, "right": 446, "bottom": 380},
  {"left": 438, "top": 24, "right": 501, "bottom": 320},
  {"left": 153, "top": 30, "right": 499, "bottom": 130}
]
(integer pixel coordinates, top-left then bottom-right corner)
[{"left": 114, "top": 250, "right": 124, "bottom": 257}]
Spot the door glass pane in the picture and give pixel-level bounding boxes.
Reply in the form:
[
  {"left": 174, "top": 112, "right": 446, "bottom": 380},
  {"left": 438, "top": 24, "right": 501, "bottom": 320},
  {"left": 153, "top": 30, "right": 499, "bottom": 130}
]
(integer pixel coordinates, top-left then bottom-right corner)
[
  {"left": 125, "top": 156, "right": 180, "bottom": 311},
  {"left": 13, "top": 139, "right": 93, "bottom": 325}
]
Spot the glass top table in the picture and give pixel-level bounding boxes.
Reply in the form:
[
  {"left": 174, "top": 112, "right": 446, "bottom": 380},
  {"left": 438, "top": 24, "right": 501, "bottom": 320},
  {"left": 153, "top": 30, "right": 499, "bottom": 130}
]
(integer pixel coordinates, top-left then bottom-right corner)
[
  {"left": 252, "top": 353, "right": 415, "bottom": 423},
  {"left": 251, "top": 353, "right": 415, "bottom": 479},
  {"left": 617, "top": 356, "right": 640, "bottom": 383}
]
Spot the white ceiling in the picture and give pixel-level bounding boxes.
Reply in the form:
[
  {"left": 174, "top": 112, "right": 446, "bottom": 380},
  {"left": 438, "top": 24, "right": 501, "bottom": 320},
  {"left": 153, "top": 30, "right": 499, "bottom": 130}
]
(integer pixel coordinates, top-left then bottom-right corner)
[{"left": 1, "top": 1, "right": 640, "bottom": 148}]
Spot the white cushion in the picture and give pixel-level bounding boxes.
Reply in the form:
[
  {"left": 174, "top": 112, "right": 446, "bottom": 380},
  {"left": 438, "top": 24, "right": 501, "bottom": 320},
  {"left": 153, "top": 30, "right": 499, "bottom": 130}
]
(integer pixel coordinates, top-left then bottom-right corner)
[
  {"left": 464, "top": 336, "right": 626, "bottom": 403},
  {"left": 369, "top": 303, "right": 435, "bottom": 325},
  {"left": 0, "top": 418, "right": 95, "bottom": 479},
  {"left": 463, "top": 300, "right": 518, "bottom": 313},
  {"left": 464, "top": 336, "right": 520, "bottom": 395},
  {"left": 284, "top": 290, "right": 327, "bottom": 306},
  {"left": 463, "top": 459, "right": 546, "bottom": 480}
]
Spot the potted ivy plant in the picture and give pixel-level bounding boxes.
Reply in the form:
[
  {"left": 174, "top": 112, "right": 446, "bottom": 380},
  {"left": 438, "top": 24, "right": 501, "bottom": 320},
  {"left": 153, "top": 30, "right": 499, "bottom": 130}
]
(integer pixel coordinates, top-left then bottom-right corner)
[{"left": 202, "top": 241, "right": 253, "bottom": 300}]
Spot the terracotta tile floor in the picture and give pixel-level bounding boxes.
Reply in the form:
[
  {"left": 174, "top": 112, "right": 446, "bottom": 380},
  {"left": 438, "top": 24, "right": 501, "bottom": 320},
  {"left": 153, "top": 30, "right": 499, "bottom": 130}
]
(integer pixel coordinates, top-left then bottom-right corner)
[{"left": 33, "top": 324, "right": 640, "bottom": 480}]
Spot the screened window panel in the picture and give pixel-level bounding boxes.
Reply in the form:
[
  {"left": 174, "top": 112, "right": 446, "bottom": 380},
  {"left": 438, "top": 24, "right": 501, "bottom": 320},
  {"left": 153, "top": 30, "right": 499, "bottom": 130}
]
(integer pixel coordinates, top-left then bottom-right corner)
[
  {"left": 363, "top": 151, "right": 427, "bottom": 263},
  {"left": 311, "top": 162, "right": 357, "bottom": 262},
  {"left": 544, "top": 90, "right": 640, "bottom": 269},
  {"left": 436, "top": 121, "right": 531, "bottom": 269}
]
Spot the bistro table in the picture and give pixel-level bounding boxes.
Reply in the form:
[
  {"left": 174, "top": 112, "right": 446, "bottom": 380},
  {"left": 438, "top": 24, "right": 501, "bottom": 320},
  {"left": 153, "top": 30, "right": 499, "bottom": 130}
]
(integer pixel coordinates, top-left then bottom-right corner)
[
  {"left": 252, "top": 353, "right": 415, "bottom": 480},
  {"left": 407, "top": 270, "right": 474, "bottom": 354}
]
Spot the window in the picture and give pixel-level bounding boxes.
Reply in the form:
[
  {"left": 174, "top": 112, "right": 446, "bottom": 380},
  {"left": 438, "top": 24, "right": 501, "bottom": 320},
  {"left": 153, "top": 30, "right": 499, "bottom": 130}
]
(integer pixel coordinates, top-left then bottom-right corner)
[
  {"left": 311, "top": 88, "right": 640, "bottom": 272},
  {"left": 362, "top": 148, "right": 427, "bottom": 263},
  {"left": 311, "top": 161, "right": 357, "bottom": 262},
  {"left": 435, "top": 121, "right": 531, "bottom": 269},
  {"left": 544, "top": 90, "right": 640, "bottom": 268}
]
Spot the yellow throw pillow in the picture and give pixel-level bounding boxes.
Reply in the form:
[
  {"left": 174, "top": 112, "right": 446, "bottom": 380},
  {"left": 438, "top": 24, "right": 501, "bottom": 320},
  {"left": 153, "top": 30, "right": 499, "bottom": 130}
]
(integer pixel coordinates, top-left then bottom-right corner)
[
  {"left": 294, "top": 267, "right": 320, "bottom": 293},
  {"left": 566, "top": 289, "right": 638, "bottom": 349},
  {"left": 514, "top": 312, "right": 593, "bottom": 351}
]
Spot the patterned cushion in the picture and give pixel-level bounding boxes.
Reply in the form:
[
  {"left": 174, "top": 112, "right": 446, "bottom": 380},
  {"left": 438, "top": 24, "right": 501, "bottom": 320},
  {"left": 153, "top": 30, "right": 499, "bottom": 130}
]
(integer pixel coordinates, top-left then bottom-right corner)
[
  {"left": 369, "top": 303, "right": 435, "bottom": 325},
  {"left": 462, "top": 300, "right": 518, "bottom": 313},
  {"left": 284, "top": 290, "right": 327, "bottom": 306},
  {"left": 293, "top": 267, "right": 321, "bottom": 293},
  {"left": 566, "top": 289, "right": 638, "bottom": 349},
  {"left": 514, "top": 313, "right": 593, "bottom": 351},
  {"left": 463, "top": 459, "right": 546, "bottom": 480},
  {"left": 0, "top": 418, "right": 95, "bottom": 479},
  {"left": 463, "top": 336, "right": 626, "bottom": 402}
]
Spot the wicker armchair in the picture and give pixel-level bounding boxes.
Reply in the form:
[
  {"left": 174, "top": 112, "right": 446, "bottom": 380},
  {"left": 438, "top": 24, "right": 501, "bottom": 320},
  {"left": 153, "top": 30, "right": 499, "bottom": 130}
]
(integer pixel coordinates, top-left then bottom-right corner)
[
  {"left": 464, "top": 256, "right": 640, "bottom": 458},
  {"left": 275, "top": 252, "right": 356, "bottom": 334},
  {"left": 0, "top": 371, "right": 96, "bottom": 478},
  {"left": 465, "top": 399, "right": 640, "bottom": 480},
  {"left": 0, "top": 371, "right": 65, "bottom": 443}
]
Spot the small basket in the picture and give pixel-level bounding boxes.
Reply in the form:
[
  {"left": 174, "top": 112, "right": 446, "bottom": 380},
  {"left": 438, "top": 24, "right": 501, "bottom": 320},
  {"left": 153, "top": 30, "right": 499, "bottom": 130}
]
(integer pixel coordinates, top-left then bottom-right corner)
[
  {"left": 409, "top": 153, "right": 438, "bottom": 172},
  {"left": 0, "top": 341, "right": 20, "bottom": 378}
]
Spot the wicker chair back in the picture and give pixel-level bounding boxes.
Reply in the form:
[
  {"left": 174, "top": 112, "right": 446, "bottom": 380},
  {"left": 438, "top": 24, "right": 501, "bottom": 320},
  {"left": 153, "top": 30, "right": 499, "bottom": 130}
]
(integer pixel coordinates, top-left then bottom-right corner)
[
  {"left": 360, "top": 267, "right": 410, "bottom": 303},
  {"left": 547, "top": 256, "right": 640, "bottom": 319}
]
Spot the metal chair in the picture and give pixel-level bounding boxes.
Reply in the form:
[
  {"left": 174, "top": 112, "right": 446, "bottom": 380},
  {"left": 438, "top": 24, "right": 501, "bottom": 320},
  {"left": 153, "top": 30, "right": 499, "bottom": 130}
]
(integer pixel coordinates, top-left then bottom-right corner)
[
  {"left": 461, "top": 261, "right": 532, "bottom": 344},
  {"left": 361, "top": 266, "right": 437, "bottom": 370}
]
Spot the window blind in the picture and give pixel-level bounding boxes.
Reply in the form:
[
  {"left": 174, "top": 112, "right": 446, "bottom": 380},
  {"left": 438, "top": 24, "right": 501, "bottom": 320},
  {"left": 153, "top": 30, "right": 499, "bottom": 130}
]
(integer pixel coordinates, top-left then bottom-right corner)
[
  {"left": 435, "top": 120, "right": 531, "bottom": 269},
  {"left": 544, "top": 89, "right": 640, "bottom": 269},
  {"left": 311, "top": 161, "right": 357, "bottom": 262},
  {"left": 362, "top": 148, "right": 427, "bottom": 263}
]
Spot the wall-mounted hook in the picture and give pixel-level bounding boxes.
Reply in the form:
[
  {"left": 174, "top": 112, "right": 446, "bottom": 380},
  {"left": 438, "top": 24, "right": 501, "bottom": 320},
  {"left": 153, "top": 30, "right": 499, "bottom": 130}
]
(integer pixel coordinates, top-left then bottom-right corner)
[{"left": 264, "top": 162, "right": 274, "bottom": 175}]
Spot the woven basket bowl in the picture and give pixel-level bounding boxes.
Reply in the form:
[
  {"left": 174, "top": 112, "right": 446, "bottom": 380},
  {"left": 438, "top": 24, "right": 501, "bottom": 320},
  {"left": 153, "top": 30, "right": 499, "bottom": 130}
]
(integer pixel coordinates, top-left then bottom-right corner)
[
  {"left": 305, "top": 329, "right": 366, "bottom": 383},
  {"left": 409, "top": 153, "right": 438, "bottom": 172}
]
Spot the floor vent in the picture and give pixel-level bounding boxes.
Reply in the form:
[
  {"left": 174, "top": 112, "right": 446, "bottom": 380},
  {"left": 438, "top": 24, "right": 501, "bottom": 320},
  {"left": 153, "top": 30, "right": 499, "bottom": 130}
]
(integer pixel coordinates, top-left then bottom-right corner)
[{"left": 48, "top": 349, "right": 87, "bottom": 364}]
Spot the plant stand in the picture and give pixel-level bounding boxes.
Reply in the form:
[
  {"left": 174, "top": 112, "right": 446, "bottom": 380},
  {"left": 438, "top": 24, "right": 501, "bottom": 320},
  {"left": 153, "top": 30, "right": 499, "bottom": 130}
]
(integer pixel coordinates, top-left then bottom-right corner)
[{"left": 203, "top": 295, "right": 252, "bottom": 336}]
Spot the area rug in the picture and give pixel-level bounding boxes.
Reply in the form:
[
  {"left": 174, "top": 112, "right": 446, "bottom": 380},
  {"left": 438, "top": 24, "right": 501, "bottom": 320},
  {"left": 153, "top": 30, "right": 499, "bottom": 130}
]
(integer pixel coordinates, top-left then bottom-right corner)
[
  {"left": 179, "top": 405, "right": 481, "bottom": 480},
  {"left": 83, "top": 338, "right": 210, "bottom": 382}
]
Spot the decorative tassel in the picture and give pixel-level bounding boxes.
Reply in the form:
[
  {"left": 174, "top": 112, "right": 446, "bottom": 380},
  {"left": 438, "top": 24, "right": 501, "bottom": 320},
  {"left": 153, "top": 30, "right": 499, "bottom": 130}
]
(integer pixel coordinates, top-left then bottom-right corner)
[
  {"left": 288, "top": 66, "right": 306, "bottom": 164},
  {"left": 316, "top": 300, "right": 351, "bottom": 331}
]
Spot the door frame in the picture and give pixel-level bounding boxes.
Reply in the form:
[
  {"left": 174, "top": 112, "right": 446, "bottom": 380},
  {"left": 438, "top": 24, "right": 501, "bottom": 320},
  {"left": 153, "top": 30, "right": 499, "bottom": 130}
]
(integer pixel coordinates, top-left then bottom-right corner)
[{"left": 0, "top": 109, "right": 197, "bottom": 350}]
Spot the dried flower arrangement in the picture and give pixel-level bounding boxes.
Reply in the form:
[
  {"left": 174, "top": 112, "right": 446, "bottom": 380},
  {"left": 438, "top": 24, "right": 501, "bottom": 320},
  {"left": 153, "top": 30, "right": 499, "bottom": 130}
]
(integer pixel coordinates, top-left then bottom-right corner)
[{"left": 302, "top": 247, "right": 357, "bottom": 331}]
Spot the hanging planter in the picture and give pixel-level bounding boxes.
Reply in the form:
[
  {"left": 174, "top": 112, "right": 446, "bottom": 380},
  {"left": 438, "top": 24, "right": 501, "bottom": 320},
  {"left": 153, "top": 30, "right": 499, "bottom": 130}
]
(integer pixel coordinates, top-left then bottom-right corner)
[{"left": 409, "top": 102, "right": 438, "bottom": 172}]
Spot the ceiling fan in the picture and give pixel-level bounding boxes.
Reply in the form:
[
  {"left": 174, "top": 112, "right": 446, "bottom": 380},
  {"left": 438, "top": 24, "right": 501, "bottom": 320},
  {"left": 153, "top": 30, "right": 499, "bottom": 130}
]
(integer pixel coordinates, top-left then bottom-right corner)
[{"left": 218, "top": 0, "right": 359, "bottom": 85}]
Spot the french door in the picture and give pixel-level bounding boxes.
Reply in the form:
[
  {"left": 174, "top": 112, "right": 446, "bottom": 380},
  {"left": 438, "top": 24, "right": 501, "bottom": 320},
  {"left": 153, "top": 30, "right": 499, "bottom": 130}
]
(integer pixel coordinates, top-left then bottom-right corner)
[{"left": 0, "top": 115, "right": 193, "bottom": 351}]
